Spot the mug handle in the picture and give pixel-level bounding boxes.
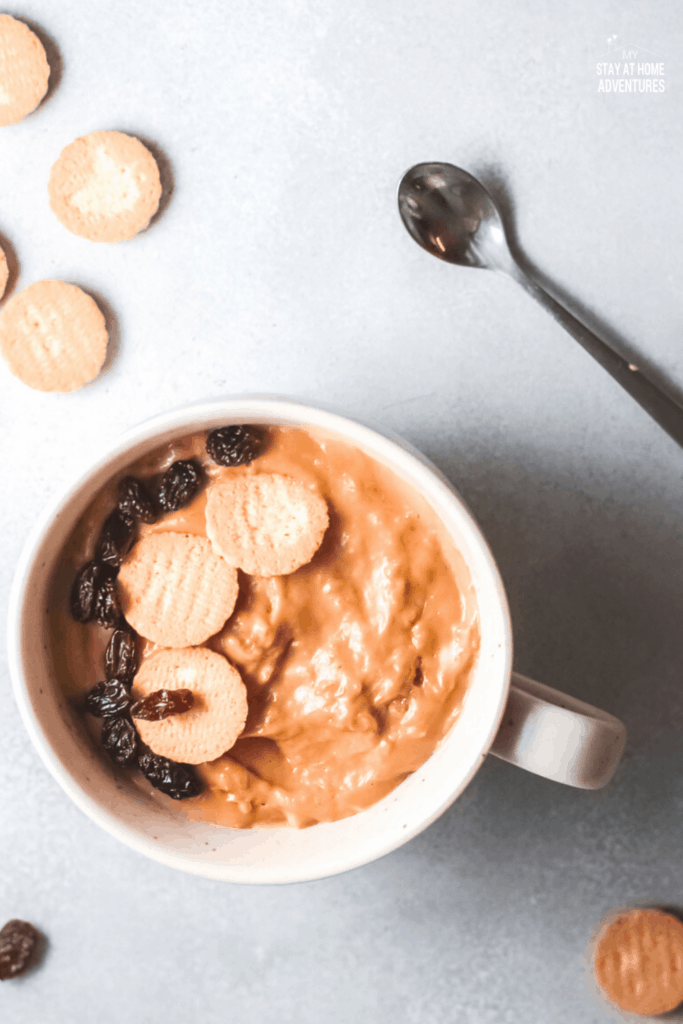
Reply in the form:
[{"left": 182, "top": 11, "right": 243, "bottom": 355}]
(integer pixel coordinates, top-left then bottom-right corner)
[{"left": 489, "top": 672, "right": 627, "bottom": 789}]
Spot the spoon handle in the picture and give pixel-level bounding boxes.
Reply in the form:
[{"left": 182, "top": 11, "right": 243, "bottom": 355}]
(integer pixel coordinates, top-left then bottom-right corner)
[{"left": 508, "top": 264, "right": 683, "bottom": 448}]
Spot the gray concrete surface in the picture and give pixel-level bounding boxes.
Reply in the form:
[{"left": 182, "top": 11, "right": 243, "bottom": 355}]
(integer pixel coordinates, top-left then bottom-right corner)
[{"left": 1, "top": 1, "right": 682, "bottom": 1020}]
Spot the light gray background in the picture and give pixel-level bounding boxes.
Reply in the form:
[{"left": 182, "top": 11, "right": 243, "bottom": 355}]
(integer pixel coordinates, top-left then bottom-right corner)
[{"left": 1, "top": 1, "right": 682, "bottom": 1021}]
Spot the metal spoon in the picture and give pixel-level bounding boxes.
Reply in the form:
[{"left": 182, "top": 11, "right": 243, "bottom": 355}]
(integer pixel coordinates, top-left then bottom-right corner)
[{"left": 398, "top": 162, "right": 683, "bottom": 447}]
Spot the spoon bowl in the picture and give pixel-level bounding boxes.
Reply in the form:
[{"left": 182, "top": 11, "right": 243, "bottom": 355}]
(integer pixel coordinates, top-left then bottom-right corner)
[{"left": 398, "top": 163, "right": 508, "bottom": 270}]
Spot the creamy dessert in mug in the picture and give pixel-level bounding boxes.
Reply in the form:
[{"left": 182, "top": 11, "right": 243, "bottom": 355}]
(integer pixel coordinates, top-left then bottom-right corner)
[{"left": 51, "top": 425, "right": 480, "bottom": 829}]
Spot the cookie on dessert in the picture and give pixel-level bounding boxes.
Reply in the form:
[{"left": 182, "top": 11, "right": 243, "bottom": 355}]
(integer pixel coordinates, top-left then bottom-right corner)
[
  {"left": 131, "top": 647, "right": 248, "bottom": 764},
  {"left": 205, "top": 473, "right": 329, "bottom": 576},
  {"left": 118, "top": 532, "right": 239, "bottom": 648}
]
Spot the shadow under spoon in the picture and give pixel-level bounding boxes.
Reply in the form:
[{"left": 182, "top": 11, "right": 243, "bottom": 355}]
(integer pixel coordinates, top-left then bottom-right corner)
[{"left": 398, "top": 162, "right": 683, "bottom": 448}]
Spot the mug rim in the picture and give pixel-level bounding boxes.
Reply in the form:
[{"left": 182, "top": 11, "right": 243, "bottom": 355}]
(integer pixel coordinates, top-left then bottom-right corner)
[{"left": 7, "top": 395, "right": 513, "bottom": 882}]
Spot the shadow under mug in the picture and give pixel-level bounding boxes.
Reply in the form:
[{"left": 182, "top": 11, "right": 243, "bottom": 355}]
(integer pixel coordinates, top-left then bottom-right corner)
[{"left": 7, "top": 397, "right": 626, "bottom": 882}]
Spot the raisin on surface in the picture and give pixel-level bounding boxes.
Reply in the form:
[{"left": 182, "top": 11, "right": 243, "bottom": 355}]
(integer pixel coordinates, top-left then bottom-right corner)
[
  {"left": 205, "top": 425, "right": 265, "bottom": 467},
  {"left": 101, "top": 716, "right": 138, "bottom": 767},
  {"left": 0, "top": 920, "right": 41, "bottom": 981},
  {"left": 131, "top": 688, "right": 194, "bottom": 721},
  {"left": 138, "top": 752, "right": 201, "bottom": 800},
  {"left": 157, "top": 459, "right": 202, "bottom": 514},
  {"left": 104, "top": 624, "right": 138, "bottom": 683},
  {"left": 70, "top": 561, "right": 114, "bottom": 623},
  {"left": 117, "top": 476, "right": 157, "bottom": 524},
  {"left": 84, "top": 680, "right": 132, "bottom": 718},
  {"left": 95, "top": 509, "right": 135, "bottom": 567},
  {"left": 93, "top": 574, "right": 121, "bottom": 628}
]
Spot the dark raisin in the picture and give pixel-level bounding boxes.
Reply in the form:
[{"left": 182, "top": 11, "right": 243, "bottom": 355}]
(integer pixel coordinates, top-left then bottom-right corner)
[
  {"left": 84, "top": 679, "right": 132, "bottom": 718},
  {"left": 101, "top": 716, "right": 138, "bottom": 767},
  {"left": 104, "top": 624, "right": 139, "bottom": 683},
  {"left": 117, "top": 476, "right": 157, "bottom": 524},
  {"left": 0, "top": 920, "right": 41, "bottom": 981},
  {"left": 157, "top": 459, "right": 202, "bottom": 514},
  {"left": 131, "top": 688, "right": 194, "bottom": 721},
  {"left": 95, "top": 510, "right": 135, "bottom": 567},
  {"left": 93, "top": 574, "right": 121, "bottom": 628},
  {"left": 138, "top": 752, "right": 201, "bottom": 800},
  {"left": 206, "top": 425, "right": 265, "bottom": 467},
  {"left": 70, "top": 561, "right": 116, "bottom": 623}
]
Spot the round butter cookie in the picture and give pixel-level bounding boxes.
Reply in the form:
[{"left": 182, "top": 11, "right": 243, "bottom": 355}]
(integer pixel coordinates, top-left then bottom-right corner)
[
  {"left": 0, "top": 243, "right": 8, "bottom": 299},
  {"left": 0, "top": 280, "right": 107, "bottom": 392},
  {"left": 0, "top": 15, "right": 50, "bottom": 127},
  {"left": 205, "top": 473, "right": 329, "bottom": 577},
  {"left": 593, "top": 908, "right": 683, "bottom": 1016},
  {"left": 118, "top": 532, "right": 239, "bottom": 648},
  {"left": 132, "top": 647, "right": 248, "bottom": 764},
  {"left": 48, "top": 130, "right": 162, "bottom": 243}
]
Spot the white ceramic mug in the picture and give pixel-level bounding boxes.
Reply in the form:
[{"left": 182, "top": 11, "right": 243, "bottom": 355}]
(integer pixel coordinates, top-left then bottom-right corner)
[{"left": 7, "top": 397, "right": 626, "bottom": 883}]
